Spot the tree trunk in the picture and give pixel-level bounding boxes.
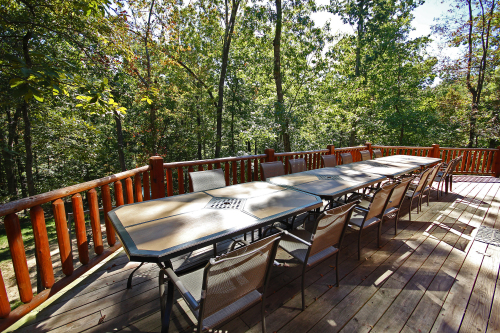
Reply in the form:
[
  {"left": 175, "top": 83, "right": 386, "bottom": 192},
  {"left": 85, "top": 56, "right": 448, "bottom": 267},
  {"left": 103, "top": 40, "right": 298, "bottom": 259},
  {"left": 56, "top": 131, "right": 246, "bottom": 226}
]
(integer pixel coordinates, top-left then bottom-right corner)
[
  {"left": 22, "top": 31, "right": 35, "bottom": 196},
  {"left": 3, "top": 107, "right": 21, "bottom": 200},
  {"left": 114, "top": 111, "right": 126, "bottom": 171},
  {"left": 273, "top": 0, "right": 290, "bottom": 152},
  {"left": 197, "top": 110, "right": 202, "bottom": 160},
  {"left": 215, "top": 0, "right": 240, "bottom": 158}
]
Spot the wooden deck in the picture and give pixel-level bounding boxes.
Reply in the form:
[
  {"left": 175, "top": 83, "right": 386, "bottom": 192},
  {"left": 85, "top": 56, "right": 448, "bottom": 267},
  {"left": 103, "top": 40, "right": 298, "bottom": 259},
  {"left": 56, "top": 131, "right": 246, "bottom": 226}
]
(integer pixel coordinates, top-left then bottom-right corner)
[{"left": 12, "top": 176, "right": 500, "bottom": 333}]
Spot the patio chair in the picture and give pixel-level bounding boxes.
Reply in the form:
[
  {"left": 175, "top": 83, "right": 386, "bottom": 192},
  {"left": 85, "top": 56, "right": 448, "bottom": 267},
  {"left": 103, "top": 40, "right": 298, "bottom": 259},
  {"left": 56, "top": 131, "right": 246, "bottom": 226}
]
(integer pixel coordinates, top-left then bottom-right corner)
[
  {"left": 260, "top": 161, "right": 285, "bottom": 181},
  {"left": 433, "top": 158, "right": 458, "bottom": 198},
  {"left": 289, "top": 158, "right": 307, "bottom": 174},
  {"left": 421, "top": 163, "right": 442, "bottom": 205},
  {"left": 159, "top": 233, "right": 282, "bottom": 333},
  {"left": 189, "top": 169, "right": 226, "bottom": 192},
  {"left": 382, "top": 176, "right": 415, "bottom": 234},
  {"left": 373, "top": 149, "right": 383, "bottom": 158},
  {"left": 321, "top": 154, "right": 337, "bottom": 167},
  {"left": 340, "top": 152, "right": 353, "bottom": 164},
  {"left": 360, "top": 150, "right": 371, "bottom": 161},
  {"left": 405, "top": 167, "right": 433, "bottom": 221},
  {"left": 277, "top": 201, "right": 358, "bottom": 310},
  {"left": 348, "top": 182, "right": 398, "bottom": 260}
]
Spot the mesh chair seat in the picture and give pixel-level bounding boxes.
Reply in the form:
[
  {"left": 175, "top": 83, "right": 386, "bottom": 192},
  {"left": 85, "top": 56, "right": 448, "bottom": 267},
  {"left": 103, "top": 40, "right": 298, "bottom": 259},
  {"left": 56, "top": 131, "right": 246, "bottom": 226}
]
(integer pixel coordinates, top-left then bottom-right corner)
[
  {"left": 203, "top": 290, "right": 262, "bottom": 329},
  {"left": 279, "top": 230, "right": 339, "bottom": 267},
  {"left": 349, "top": 210, "right": 381, "bottom": 229}
]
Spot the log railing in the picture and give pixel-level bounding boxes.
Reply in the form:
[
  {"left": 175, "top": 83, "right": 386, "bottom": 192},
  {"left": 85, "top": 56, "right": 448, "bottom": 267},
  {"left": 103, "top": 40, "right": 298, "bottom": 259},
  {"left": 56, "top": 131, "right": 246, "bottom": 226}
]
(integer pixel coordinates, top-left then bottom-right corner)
[
  {"left": 1, "top": 142, "right": 500, "bottom": 330},
  {"left": 0, "top": 164, "right": 152, "bottom": 330}
]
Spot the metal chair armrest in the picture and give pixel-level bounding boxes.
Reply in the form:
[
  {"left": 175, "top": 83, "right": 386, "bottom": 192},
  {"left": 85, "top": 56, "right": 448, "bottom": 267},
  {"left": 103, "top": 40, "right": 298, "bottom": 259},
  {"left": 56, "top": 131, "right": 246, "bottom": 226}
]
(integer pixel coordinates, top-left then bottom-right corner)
[
  {"left": 165, "top": 268, "right": 200, "bottom": 311},
  {"left": 283, "top": 230, "right": 312, "bottom": 247}
]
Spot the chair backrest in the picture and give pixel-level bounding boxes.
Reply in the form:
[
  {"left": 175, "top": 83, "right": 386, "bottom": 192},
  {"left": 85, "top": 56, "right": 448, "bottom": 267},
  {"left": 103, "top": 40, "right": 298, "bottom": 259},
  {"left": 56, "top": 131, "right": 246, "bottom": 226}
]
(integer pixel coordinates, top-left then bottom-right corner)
[
  {"left": 360, "top": 150, "right": 371, "bottom": 161},
  {"left": 289, "top": 158, "right": 307, "bottom": 174},
  {"left": 189, "top": 169, "right": 226, "bottom": 192},
  {"left": 340, "top": 153, "right": 353, "bottom": 164},
  {"left": 365, "top": 182, "right": 398, "bottom": 221},
  {"left": 322, "top": 155, "right": 337, "bottom": 168},
  {"left": 451, "top": 157, "right": 461, "bottom": 173},
  {"left": 260, "top": 161, "right": 285, "bottom": 181},
  {"left": 308, "top": 201, "right": 357, "bottom": 257},
  {"left": 373, "top": 149, "right": 383, "bottom": 158},
  {"left": 413, "top": 167, "right": 433, "bottom": 193},
  {"left": 199, "top": 233, "right": 281, "bottom": 324},
  {"left": 386, "top": 176, "right": 415, "bottom": 211},
  {"left": 426, "top": 163, "right": 442, "bottom": 186}
]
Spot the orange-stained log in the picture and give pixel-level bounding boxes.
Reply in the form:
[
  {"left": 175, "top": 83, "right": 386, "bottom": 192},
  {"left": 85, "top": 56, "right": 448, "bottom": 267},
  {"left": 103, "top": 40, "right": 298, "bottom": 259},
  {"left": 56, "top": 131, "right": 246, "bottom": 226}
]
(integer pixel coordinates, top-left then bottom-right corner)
[
  {"left": 166, "top": 168, "right": 173, "bottom": 197},
  {"left": 134, "top": 174, "right": 143, "bottom": 202},
  {"left": 71, "top": 194, "right": 89, "bottom": 265},
  {"left": 52, "top": 200, "right": 73, "bottom": 276},
  {"left": 0, "top": 269, "right": 9, "bottom": 317},
  {"left": 30, "top": 206, "right": 55, "bottom": 287},
  {"left": 240, "top": 160, "right": 245, "bottom": 183},
  {"left": 4, "top": 214, "right": 32, "bottom": 303},
  {"left": 114, "top": 181, "right": 125, "bottom": 207},
  {"left": 125, "top": 177, "right": 134, "bottom": 204},
  {"left": 178, "top": 167, "right": 184, "bottom": 194},
  {"left": 99, "top": 186, "right": 113, "bottom": 249},
  {"left": 224, "top": 162, "right": 230, "bottom": 185},
  {"left": 143, "top": 172, "right": 151, "bottom": 200}
]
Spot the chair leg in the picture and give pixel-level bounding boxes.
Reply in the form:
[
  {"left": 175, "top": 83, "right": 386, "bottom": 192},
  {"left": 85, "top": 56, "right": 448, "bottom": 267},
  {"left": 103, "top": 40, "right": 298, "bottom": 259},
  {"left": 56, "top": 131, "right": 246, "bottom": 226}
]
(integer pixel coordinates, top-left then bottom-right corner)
[
  {"left": 261, "top": 297, "right": 267, "bottom": 333},
  {"left": 301, "top": 264, "right": 307, "bottom": 310},
  {"left": 408, "top": 198, "right": 412, "bottom": 222}
]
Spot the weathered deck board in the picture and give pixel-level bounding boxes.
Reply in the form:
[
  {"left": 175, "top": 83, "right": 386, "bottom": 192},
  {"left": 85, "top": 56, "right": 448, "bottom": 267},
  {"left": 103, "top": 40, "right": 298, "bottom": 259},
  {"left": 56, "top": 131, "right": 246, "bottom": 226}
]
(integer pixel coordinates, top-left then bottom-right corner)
[{"left": 9, "top": 177, "right": 500, "bottom": 333}]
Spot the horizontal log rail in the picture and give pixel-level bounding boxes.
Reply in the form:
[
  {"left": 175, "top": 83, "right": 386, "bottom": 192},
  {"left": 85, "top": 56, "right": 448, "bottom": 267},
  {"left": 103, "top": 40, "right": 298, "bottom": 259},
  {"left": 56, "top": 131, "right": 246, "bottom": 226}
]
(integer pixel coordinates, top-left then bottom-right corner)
[{"left": 1, "top": 142, "right": 499, "bottom": 331}]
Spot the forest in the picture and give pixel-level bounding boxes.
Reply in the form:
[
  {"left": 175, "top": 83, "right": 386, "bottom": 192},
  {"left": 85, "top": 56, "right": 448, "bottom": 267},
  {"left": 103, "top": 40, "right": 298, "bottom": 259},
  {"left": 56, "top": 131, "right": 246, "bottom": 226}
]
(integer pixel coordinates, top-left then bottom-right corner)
[{"left": 0, "top": 0, "right": 499, "bottom": 203}]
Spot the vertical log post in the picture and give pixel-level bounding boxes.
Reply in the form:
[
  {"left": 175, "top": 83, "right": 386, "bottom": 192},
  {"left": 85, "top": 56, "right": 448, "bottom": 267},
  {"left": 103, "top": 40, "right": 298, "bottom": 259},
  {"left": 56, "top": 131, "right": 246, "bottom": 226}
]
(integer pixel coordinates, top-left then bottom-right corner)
[
  {"left": 71, "top": 194, "right": 89, "bottom": 265},
  {"left": 4, "top": 213, "right": 33, "bottom": 302},
  {"left": 365, "top": 142, "right": 372, "bottom": 158},
  {"left": 432, "top": 144, "right": 440, "bottom": 159},
  {"left": 0, "top": 269, "right": 9, "bottom": 317},
  {"left": 52, "top": 200, "right": 73, "bottom": 276},
  {"left": 327, "top": 144, "right": 335, "bottom": 155},
  {"left": 494, "top": 146, "right": 500, "bottom": 178},
  {"left": 149, "top": 156, "right": 165, "bottom": 199},
  {"left": 30, "top": 205, "right": 55, "bottom": 288},
  {"left": 99, "top": 186, "right": 112, "bottom": 249},
  {"left": 125, "top": 178, "right": 134, "bottom": 204},
  {"left": 178, "top": 167, "right": 185, "bottom": 194},
  {"left": 224, "top": 162, "right": 230, "bottom": 185},
  {"left": 134, "top": 174, "right": 143, "bottom": 202},
  {"left": 114, "top": 181, "right": 125, "bottom": 207},
  {"left": 265, "top": 148, "right": 275, "bottom": 162}
]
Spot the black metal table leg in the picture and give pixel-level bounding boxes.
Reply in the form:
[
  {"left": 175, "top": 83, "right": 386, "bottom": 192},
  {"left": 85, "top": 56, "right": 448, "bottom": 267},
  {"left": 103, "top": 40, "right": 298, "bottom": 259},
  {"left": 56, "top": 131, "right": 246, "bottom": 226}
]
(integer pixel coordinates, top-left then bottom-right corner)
[
  {"left": 127, "top": 262, "right": 145, "bottom": 289},
  {"left": 159, "top": 264, "right": 174, "bottom": 333}
]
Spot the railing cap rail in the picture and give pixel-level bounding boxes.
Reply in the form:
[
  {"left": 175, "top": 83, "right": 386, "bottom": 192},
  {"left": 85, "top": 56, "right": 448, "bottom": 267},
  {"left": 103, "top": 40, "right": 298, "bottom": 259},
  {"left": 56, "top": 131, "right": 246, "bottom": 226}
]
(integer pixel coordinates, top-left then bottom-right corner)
[
  {"left": 0, "top": 166, "right": 150, "bottom": 218},
  {"left": 163, "top": 154, "right": 267, "bottom": 168},
  {"left": 275, "top": 149, "right": 329, "bottom": 157}
]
